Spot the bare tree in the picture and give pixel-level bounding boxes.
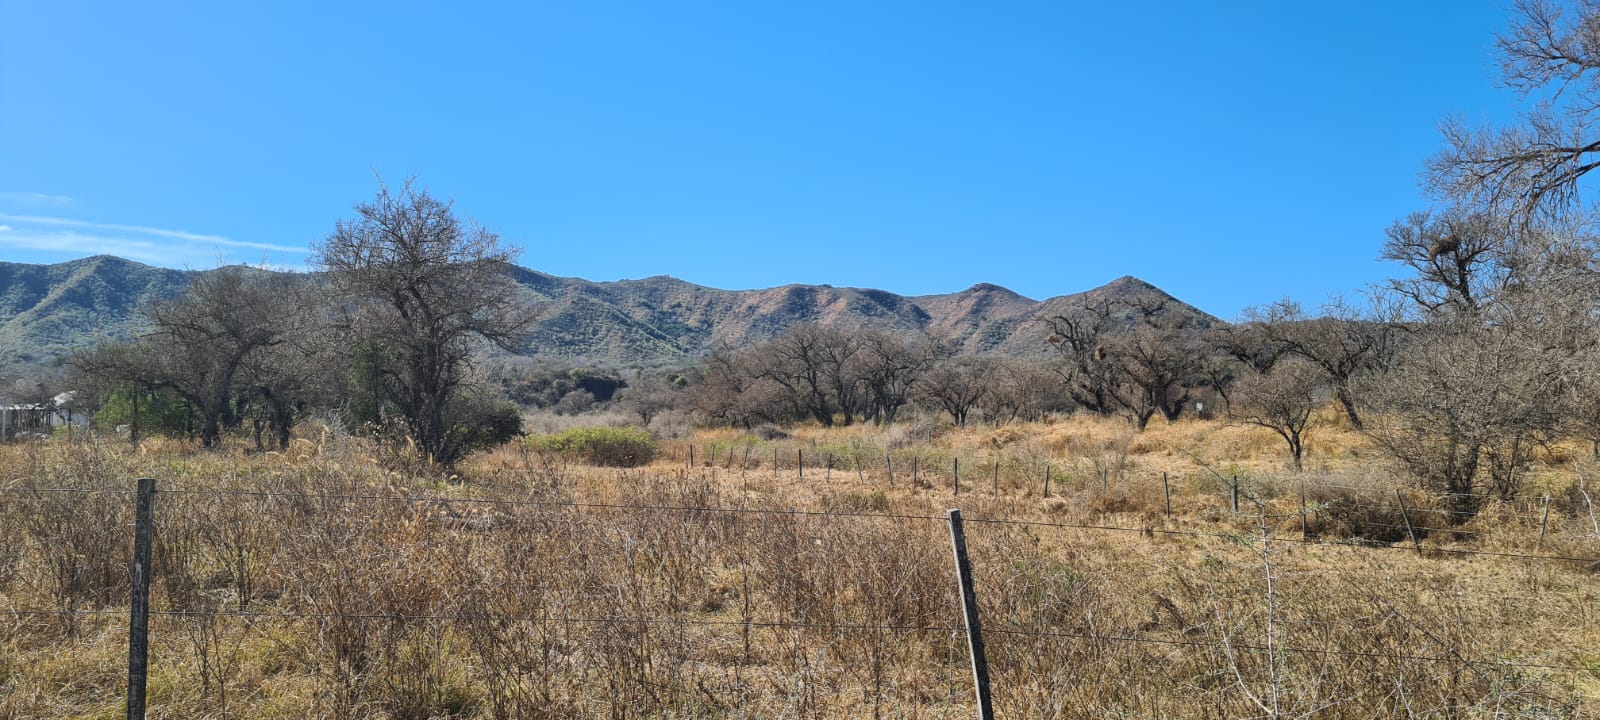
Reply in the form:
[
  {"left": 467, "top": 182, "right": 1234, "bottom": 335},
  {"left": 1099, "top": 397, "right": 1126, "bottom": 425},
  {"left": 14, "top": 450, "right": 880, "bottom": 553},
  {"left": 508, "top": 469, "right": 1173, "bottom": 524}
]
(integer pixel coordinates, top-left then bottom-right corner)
[
  {"left": 1229, "top": 358, "right": 1324, "bottom": 472},
  {"left": 1381, "top": 211, "right": 1513, "bottom": 316},
  {"left": 316, "top": 180, "right": 534, "bottom": 465},
  {"left": 1365, "top": 214, "right": 1595, "bottom": 519},
  {"left": 920, "top": 356, "right": 992, "bottom": 428},
  {"left": 746, "top": 325, "right": 858, "bottom": 427},
  {"left": 1234, "top": 297, "right": 1400, "bottom": 430},
  {"left": 815, "top": 329, "right": 865, "bottom": 425},
  {"left": 1364, "top": 319, "right": 1566, "bottom": 518},
  {"left": 1041, "top": 303, "right": 1117, "bottom": 415},
  {"left": 616, "top": 372, "right": 687, "bottom": 426},
  {"left": 982, "top": 358, "right": 1072, "bottom": 423},
  {"left": 1428, "top": 0, "right": 1600, "bottom": 225},
  {"left": 237, "top": 284, "right": 335, "bottom": 451},
  {"left": 690, "top": 346, "right": 792, "bottom": 427},
  {"left": 855, "top": 331, "right": 937, "bottom": 425},
  {"left": 1047, "top": 297, "right": 1210, "bottom": 430},
  {"left": 74, "top": 268, "right": 295, "bottom": 448}
]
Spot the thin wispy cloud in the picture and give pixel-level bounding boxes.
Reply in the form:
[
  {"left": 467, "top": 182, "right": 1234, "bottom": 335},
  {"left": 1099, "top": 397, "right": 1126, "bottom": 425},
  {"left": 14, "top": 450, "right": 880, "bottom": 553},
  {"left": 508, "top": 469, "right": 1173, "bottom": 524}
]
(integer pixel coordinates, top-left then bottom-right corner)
[
  {"left": 0, "top": 192, "right": 75, "bottom": 207},
  {"left": 0, "top": 228, "right": 167, "bottom": 264},
  {"left": 0, "top": 213, "right": 309, "bottom": 269},
  {"left": 0, "top": 213, "right": 305, "bottom": 253}
]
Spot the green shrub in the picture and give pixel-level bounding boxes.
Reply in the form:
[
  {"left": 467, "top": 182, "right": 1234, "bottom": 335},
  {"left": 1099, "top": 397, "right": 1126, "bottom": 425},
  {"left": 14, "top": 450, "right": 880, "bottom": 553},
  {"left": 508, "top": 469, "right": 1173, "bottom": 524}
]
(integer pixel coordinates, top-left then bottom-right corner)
[
  {"left": 93, "top": 388, "right": 196, "bottom": 437},
  {"left": 534, "top": 427, "right": 656, "bottom": 467},
  {"left": 448, "top": 402, "right": 524, "bottom": 453}
]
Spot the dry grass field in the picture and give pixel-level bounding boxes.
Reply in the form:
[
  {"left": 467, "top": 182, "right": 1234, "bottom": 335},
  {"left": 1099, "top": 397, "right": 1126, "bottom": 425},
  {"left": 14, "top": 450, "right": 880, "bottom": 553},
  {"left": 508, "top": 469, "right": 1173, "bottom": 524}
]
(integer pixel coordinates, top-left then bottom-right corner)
[{"left": 2, "top": 414, "right": 1598, "bottom": 718}]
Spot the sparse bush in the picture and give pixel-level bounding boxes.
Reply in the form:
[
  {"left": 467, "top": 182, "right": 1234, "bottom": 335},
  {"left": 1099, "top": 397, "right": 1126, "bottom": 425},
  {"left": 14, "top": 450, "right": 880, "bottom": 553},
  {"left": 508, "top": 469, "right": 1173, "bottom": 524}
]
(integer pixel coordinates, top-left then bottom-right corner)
[
  {"left": 533, "top": 426, "right": 656, "bottom": 467},
  {"left": 551, "top": 389, "right": 596, "bottom": 416}
]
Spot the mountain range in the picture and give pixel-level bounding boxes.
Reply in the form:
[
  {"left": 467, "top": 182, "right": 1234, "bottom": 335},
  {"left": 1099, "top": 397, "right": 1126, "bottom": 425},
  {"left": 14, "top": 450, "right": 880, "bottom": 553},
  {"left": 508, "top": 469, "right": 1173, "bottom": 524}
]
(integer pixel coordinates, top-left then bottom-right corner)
[{"left": 0, "top": 255, "right": 1218, "bottom": 366}]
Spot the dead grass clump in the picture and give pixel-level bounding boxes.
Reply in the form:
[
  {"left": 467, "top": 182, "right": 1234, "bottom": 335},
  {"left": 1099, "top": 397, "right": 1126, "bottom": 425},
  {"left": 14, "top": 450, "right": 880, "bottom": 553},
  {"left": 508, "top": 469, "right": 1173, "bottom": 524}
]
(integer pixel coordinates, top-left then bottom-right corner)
[
  {"left": 826, "top": 490, "right": 891, "bottom": 514},
  {"left": 1084, "top": 486, "right": 1159, "bottom": 519},
  {"left": 17, "top": 486, "right": 130, "bottom": 631},
  {"left": 1294, "top": 482, "right": 1413, "bottom": 543}
]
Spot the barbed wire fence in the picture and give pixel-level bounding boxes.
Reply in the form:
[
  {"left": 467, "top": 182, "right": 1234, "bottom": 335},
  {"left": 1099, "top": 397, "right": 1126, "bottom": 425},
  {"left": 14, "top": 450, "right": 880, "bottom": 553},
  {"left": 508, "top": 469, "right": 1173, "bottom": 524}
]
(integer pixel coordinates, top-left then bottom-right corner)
[
  {"left": 658, "top": 437, "right": 1600, "bottom": 550},
  {"left": 1, "top": 476, "right": 1596, "bottom": 719}
]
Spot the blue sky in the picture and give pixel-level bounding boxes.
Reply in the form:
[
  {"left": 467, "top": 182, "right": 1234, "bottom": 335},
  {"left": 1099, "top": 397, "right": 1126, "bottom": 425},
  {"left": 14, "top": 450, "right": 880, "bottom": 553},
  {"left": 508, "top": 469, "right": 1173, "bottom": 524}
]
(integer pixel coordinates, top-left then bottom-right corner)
[{"left": 1, "top": 1, "right": 1517, "bottom": 318}]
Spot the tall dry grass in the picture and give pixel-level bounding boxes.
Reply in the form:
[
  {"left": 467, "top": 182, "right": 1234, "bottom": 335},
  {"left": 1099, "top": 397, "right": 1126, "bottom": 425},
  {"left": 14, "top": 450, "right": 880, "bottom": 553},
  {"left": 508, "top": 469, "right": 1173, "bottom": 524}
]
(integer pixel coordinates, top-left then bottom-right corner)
[{"left": 0, "top": 415, "right": 1596, "bottom": 718}]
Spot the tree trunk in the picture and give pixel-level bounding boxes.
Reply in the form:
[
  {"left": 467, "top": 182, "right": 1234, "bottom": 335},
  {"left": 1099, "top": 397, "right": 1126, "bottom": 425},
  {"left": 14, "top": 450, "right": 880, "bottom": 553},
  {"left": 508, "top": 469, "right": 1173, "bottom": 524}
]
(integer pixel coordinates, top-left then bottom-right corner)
[
  {"left": 1334, "top": 384, "right": 1363, "bottom": 430},
  {"left": 199, "top": 414, "right": 221, "bottom": 448},
  {"left": 130, "top": 392, "right": 141, "bottom": 448}
]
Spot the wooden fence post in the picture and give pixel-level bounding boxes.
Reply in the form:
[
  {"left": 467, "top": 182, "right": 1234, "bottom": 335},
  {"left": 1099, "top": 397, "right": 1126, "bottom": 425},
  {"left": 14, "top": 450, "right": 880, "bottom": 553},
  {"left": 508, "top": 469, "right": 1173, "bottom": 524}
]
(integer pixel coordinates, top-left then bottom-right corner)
[
  {"left": 1043, "top": 463, "right": 1051, "bottom": 498},
  {"left": 954, "top": 458, "right": 960, "bottom": 496},
  {"left": 946, "top": 509, "right": 995, "bottom": 720},
  {"left": 1163, "top": 472, "right": 1172, "bottom": 519},
  {"left": 127, "top": 477, "right": 155, "bottom": 720},
  {"left": 1539, "top": 494, "right": 1552, "bottom": 548},
  {"left": 1230, "top": 475, "right": 1240, "bottom": 513},
  {"left": 887, "top": 454, "right": 894, "bottom": 488},
  {"left": 1395, "top": 489, "right": 1422, "bottom": 556},
  {"left": 1299, "top": 479, "right": 1308, "bottom": 541},
  {"left": 798, "top": 449, "right": 803, "bottom": 480}
]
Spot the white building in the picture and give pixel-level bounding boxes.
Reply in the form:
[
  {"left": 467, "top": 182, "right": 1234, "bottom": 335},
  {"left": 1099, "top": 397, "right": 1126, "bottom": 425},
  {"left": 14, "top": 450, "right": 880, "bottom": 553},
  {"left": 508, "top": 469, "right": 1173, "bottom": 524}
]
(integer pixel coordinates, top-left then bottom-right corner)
[{"left": 0, "top": 392, "right": 89, "bottom": 440}]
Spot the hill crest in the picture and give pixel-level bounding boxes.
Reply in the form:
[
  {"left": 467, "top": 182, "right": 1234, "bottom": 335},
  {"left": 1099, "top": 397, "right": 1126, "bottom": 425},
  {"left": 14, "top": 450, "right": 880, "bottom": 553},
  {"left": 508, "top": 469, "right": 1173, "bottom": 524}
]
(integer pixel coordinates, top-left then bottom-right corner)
[{"left": 0, "top": 256, "right": 1215, "bottom": 365}]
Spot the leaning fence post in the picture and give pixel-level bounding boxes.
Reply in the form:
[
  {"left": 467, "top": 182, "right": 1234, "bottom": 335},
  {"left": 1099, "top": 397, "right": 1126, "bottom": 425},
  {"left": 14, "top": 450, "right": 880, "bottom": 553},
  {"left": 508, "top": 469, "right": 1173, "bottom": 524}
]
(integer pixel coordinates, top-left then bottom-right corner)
[
  {"left": 127, "top": 477, "right": 156, "bottom": 720},
  {"left": 946, "top": 509, "right": 995, "bottom": 719},
  {"left": 1163, "top": 471, "right": 1172, "bottom": 518},
  {"left": 1539, "top": 494, "right": 1552, "bottom": 548},
  {"left": 1395, "top": 489, "right": 1422, "bottom": 556}
]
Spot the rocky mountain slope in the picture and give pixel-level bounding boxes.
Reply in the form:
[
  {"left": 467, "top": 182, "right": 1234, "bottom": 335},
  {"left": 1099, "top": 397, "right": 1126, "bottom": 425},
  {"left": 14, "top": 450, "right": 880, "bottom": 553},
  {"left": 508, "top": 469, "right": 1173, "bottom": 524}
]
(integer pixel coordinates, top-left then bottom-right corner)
[{"left": 0, "top": 255, "right": 1218, "bottom": 365}]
